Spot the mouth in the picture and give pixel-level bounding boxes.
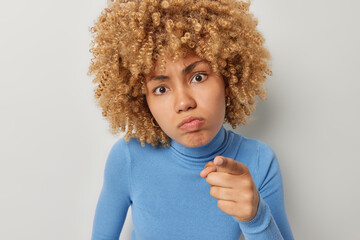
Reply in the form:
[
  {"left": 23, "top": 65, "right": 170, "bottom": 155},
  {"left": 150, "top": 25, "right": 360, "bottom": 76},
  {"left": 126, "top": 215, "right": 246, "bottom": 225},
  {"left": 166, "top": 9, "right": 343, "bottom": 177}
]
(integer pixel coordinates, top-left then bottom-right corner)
[{"left": 178, "top": 116, "right": 205, "bottom": 131}]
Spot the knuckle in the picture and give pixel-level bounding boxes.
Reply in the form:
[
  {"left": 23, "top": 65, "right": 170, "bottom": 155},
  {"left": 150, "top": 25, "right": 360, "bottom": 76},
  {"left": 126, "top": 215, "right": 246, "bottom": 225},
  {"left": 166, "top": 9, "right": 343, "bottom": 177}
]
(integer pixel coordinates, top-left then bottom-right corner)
[
  {"left": 206, "top": 177, "right": 211, "bottom": 184},
  {"left": 206, "top": 173, "right": 214, "bottom": 184},
  {"left": 208, "top": 172, "right": 215, "bottom": 179},
  {"left": 210, "top": 187, "right": 216, "bottom": 196},
  {"left": 242, "top": 205, "right": 254, "bottom": 219},
  {"left": 247, "top": 192, "right": 255, "bottom": 201},
  {"left": 204, "top": 162, "right": 211, "bottom": 168},
  {"left": 217, "top": 199, "right": 225, "bottom": 209},
  {"left": 241, "top": 189, "right": 255, "bottom": 201},
  {"left": 242, "top": 164, "right": 249, "bottom": 172},
  {"left": 242, "top": 178, "right": 253, "bottom": 189},
  {"left": 210, "top": 186, "right": 219, "bottom": 197}
]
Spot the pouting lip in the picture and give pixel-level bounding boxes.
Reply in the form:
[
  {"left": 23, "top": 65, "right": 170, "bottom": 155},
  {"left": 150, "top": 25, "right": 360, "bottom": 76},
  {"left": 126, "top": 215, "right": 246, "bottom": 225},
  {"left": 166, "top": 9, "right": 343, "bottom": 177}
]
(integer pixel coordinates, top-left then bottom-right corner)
[{"left": 178, "top": 116, "right": 205, "bottom": 128}]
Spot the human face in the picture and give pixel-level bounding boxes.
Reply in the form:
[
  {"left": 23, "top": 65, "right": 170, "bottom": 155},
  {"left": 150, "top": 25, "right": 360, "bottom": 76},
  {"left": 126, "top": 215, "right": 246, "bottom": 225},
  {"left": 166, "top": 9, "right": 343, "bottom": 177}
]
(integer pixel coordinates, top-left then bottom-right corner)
[{"left": 145, "top": 54, "right": 226, "bottom": 148}]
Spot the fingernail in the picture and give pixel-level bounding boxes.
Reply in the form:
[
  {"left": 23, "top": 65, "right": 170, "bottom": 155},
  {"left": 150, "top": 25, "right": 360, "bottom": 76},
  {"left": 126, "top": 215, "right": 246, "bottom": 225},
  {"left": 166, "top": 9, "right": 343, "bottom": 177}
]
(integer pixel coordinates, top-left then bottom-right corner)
[{"left": 217, "top": 157, "right": 223, "bottom": 165}]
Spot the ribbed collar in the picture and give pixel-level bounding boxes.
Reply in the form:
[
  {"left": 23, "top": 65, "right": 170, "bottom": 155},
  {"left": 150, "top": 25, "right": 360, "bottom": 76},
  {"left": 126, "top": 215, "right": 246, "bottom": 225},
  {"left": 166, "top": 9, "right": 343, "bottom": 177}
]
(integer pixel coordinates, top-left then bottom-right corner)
[{"left": 169, "top": 126, "right": 229, "bottom": 164}]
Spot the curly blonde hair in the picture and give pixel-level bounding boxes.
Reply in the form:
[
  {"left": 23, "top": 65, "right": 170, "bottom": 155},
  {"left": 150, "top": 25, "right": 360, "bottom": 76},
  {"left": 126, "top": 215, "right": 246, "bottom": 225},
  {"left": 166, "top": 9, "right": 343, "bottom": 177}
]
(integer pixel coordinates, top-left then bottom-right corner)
[{"left": 88, "top": 0, "right": 271, "bottom": 147}]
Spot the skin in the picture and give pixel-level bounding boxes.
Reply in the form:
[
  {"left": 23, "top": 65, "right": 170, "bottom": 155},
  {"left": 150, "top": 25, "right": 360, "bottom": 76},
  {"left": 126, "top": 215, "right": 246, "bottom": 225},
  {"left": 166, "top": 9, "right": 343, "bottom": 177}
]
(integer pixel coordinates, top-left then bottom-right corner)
[
  {"left": 200, "top": 156, "right": 260, "bottom": 222},
  {"left": 145, "top": 54, "right": 226, "bottom": 148},
  {"left": 145, "top": 54, "right": 259, "bottom": 222}
]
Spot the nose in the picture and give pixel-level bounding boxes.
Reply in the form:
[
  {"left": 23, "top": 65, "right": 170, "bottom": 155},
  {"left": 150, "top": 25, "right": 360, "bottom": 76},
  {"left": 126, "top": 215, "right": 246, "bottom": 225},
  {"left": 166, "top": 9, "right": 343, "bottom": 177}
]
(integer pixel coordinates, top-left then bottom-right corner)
[{"left": 175, "top": 88, "right": 197, "bottom": 113}]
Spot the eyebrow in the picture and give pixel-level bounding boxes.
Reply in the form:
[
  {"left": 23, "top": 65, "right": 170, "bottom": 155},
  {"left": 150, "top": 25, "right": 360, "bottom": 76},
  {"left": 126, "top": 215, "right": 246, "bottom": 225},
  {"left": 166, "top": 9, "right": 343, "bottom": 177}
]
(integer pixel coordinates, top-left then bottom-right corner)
[{"left": 149, "top": 60, "right": 206, "bottom": 82}]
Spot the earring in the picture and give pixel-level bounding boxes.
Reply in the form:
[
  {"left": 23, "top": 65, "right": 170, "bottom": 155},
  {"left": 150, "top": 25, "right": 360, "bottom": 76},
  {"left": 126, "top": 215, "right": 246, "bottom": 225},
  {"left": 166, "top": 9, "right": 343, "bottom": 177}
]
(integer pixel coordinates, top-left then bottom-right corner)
[
  {"left": 151, "top": 117, "right": 159, "bottom": 127},
  {"left": 226, "top": 96, "right": 231, "bottom": 107}
]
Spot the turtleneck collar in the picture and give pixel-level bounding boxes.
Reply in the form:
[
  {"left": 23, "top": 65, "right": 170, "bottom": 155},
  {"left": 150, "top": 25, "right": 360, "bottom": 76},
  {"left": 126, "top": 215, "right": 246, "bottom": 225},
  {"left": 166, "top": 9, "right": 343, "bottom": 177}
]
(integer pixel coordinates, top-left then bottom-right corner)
[{"left": 169, "top": 126, "right": 229, "bottom": 164}]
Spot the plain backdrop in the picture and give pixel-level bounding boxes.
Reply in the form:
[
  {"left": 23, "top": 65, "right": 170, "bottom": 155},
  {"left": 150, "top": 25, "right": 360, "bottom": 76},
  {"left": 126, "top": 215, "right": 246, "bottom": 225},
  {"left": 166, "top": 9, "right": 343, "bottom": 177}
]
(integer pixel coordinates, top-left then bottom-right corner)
[{"left": 0, "top": 0, "right": 359, "bottom": 239}]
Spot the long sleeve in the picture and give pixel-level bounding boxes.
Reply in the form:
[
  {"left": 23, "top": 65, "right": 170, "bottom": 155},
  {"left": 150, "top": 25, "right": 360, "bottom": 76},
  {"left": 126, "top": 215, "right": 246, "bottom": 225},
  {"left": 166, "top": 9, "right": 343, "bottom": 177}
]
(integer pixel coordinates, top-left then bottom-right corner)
[
  {"left": 91, "top": 139, "right": 132, "bottom": 240},
  {"left": 90, "top": 127, "right": 293, "bottom": 239},
  {"left": 235, "top": 142, "right": 294, "bottom": 240}
]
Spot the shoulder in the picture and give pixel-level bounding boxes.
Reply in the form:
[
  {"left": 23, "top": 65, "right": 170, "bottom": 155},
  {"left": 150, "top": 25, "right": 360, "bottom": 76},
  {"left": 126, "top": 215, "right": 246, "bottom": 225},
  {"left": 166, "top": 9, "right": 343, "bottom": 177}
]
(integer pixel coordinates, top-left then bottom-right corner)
[
  {"left": 104, "top": 136, "right": 157, "bottom": 176},
  {"left": 103, "top": 138, "right": 131, "bottom": 171},
  {"left": 109, "top": 136, "right": 164, "bottom": 164},
  {"left": 110, "top": 136, "right": 154, "bottom": 153},
  {"left": 226, "top": 130, "right": 280, "bottom": 184},
  {"left": 226, "top": 129, "right": 276, "bottom": 160},
  {"left": 105, "top": 137, "right": 143, "bottom": 169},
  {"left": 107, "top": 137, "right": 130, "bottom": 161}
]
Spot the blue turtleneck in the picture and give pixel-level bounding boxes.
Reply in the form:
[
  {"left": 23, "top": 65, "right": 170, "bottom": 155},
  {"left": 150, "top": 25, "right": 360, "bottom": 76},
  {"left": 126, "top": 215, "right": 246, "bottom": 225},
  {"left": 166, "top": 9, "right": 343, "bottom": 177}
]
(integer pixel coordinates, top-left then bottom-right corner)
[{"left": 91, "top": 126, "right": 294, "bottom": 240}]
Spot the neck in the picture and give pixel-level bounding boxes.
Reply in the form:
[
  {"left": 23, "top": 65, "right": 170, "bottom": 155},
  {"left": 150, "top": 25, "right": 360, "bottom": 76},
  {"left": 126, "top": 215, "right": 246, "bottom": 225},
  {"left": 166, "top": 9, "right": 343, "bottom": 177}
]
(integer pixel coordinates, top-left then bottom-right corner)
[{"left": 169, "top": 126, "right": 228, "bottom": 163}]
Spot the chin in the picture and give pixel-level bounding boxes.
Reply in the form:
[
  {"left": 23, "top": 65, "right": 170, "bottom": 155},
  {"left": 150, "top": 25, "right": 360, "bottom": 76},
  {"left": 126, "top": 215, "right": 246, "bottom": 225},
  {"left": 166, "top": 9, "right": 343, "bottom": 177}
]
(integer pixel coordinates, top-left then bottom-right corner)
[{"left": 182, "top": 131, "right": 210, "bottom": 148}]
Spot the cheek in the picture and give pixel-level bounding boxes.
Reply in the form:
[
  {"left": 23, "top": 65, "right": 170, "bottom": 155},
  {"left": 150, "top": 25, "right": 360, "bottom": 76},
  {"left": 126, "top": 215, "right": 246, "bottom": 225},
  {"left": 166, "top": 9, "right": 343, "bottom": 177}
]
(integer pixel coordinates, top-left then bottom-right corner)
[
  {"left": 198, "top": 85, "right": 225, "bottom": 116},
  {"left": 210, "top": 95, "right": 226, "bottom": 119},
  {"left": 146, "top": 97, "right": 171, "bottom": 124}
]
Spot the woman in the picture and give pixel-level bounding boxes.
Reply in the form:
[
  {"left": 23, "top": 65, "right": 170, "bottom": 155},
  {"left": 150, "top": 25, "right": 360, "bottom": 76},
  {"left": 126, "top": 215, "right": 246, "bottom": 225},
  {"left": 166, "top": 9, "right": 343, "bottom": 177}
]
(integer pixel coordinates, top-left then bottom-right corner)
[{"left": 88, "top": 0, "right": 294, "bottom": 239}]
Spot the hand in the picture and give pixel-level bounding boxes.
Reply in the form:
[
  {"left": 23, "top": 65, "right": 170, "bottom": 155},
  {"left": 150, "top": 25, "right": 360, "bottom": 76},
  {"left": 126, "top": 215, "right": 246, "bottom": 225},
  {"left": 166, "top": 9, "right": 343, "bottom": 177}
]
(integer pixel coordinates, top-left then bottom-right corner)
[{"left": 200, "top": 156, "right": 259, "bottom": 222}]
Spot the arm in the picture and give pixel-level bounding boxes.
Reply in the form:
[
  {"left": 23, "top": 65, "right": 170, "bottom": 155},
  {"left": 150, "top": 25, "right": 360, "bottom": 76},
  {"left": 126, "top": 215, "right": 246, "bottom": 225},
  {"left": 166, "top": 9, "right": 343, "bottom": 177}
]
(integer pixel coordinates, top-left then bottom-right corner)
[
  {"left": 236, "top": 142, "right": 294, "bottom": 240},
  {"left": 91, "top": 139, "right": 132, "bottom": 240}
]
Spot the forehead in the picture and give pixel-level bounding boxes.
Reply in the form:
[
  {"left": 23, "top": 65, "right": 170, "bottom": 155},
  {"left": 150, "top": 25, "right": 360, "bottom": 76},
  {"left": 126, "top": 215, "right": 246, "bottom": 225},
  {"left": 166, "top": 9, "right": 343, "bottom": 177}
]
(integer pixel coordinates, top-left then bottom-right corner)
[{"left": 147, "top": 54, "right": 208, "bottom": 77}]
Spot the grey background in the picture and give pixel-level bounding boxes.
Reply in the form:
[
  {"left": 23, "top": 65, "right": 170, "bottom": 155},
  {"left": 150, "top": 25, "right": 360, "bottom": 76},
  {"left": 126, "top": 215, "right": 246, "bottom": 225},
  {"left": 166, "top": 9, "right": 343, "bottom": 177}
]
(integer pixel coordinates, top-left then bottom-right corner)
[{"left": 0, "top": 0, "right": 359, "bottom": 239}]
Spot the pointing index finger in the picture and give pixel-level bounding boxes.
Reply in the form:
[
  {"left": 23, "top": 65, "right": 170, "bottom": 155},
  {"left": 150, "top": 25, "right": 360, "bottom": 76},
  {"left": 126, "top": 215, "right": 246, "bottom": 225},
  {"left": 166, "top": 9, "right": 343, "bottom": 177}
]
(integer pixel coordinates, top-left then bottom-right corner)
[{"left": 214, "top": 156, "right": 248, "bottom": 175}]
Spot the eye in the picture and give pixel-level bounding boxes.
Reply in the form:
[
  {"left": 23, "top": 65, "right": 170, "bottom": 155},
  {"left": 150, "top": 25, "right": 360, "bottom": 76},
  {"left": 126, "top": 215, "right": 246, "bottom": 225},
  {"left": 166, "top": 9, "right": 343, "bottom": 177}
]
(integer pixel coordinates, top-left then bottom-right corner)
[
  {"left": 153, "top": 86, "right": 168, "bottom": 95},
  {"left": 191, "top": 73, "right": 207, "bottom": 83}
]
